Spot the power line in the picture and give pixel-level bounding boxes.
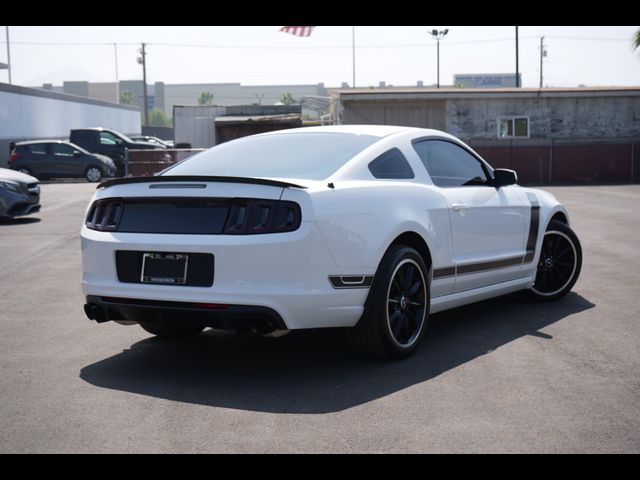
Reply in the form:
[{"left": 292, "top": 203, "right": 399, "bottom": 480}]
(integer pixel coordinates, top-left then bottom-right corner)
[
  {"left": 545, "top": 35, "right": 631, "bottom": 42},
  {"left": 0, "top": 37, "right": 539, "bottom": 50},
  {"left": 546, "top": 61, "right": 640, "bottom": 70}
]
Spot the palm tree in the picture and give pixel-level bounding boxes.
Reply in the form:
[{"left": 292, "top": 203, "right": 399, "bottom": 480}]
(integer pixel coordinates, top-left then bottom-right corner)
[
  {"left": 198, "top": 91, "right": 215, "bottom": 106},
  {"left": 280, "top": 92, "right": 296, "bottom": 105},
  {"left": 634, "top": 28, "right": 640, "bottom": 51},
  {"left": 119, "top": 90, "right": 136, "bottom": 105}
]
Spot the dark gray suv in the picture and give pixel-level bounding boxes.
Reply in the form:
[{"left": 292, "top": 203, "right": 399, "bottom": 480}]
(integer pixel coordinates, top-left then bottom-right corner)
[{"left": 9, "top": 140, "right": 116, "bottom": 182}]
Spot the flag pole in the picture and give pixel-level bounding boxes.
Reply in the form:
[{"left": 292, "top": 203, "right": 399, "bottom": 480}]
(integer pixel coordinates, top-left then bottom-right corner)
[{"left": 352, "top": 26, "right": 356, "bottom": 89}]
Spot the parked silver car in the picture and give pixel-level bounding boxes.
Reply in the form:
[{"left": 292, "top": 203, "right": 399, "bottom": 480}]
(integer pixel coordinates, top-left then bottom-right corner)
[{"left": 0, "top": 167, "right": 41, "bottom": 218}]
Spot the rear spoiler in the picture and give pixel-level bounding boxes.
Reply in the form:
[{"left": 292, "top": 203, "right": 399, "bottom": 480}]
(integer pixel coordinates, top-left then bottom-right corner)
[{"left": 97, "top": 175, "right": 307, "bottom": 190}]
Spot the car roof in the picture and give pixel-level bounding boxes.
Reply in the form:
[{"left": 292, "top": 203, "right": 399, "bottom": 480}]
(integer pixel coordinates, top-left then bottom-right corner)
[
  {"left": 258, "top": 124, "right": 452, "bottom": 139},
  {"left": 16, "top": 140, "right": 69, "bottom": 146}
]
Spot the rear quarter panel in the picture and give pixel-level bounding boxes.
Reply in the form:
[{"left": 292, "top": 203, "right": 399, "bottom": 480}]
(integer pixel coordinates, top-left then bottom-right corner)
[{"left": 284, "top": 182, "right": 452, "bottom": 273}]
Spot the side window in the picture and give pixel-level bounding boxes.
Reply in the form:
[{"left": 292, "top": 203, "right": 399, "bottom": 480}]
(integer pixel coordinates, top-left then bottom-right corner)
[
  {"left": 413, "top": 140, "right": 489, "bottom": 187},
  {"left": 28, "top": 144, "right": 48, "bottom": 155},
  {"left": 50, "top": 144, "right": 74, "bottom": 156},
  {"left": 368, "top": 148, "right": 414, "bottom": 179},
  {"left": 100, "top": 132, "right": 119, "bottom": 146}
]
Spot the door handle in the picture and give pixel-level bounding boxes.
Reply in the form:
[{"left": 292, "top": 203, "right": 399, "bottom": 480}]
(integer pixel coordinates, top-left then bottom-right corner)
[{"left": 451, "top": 203, "right": 469, "bottom": 212}]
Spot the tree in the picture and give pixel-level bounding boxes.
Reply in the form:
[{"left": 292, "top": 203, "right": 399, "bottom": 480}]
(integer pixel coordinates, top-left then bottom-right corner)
[
  {"left": 280, "top": 92, "right": 296, "bottom": 105},
  {"left": 198, "top": 91, "right": 215, "bottom": 105},
  {"left": 148, "top": 107, "right": 171, "bottom": 127},
  {"left": 119, "top": 90, "right": 135, "bottom": 105},
  {"left": 634, "top": 28, "right": 640, "bottom": 51}
]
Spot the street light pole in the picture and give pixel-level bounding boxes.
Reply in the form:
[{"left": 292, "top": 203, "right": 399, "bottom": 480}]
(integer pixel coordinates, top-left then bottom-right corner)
[
  {"left": 515, "top": 26, "right": 520, "bottom": 87},
  {"left": 113, "top": 43, "right": 119, "bottom": 103},
  {"left": 5, "top": 26, "right": 12, "bottom": 84},
  {"left": 429, "top": 28, "right": 448, "bottom": 89}
]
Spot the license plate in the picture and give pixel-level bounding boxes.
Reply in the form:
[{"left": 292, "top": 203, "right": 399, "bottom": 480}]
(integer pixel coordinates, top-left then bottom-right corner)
[{"left": 141, "top": 253, "right": 188, "bottom": 285}]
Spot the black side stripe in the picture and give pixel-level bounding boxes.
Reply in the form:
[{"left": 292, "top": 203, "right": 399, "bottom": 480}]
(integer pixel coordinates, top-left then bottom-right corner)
[
  {"left": 329, "top": 275, "right": 374, "bottom": 289},
  {"left": 433, "top": 266, "right": 455, "bottom": 279},
  {"left": 434, "top": 256, "right": 524, "bottom": 279},
  {"left": 524, "top": 193, "right": 540, "bottom": 263},
  {"left": 457, "top": 256, "right": 524, "bottom": 275}
]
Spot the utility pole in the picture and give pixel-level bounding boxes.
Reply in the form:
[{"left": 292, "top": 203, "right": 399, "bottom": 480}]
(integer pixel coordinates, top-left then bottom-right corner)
[
  {"left": 137, "top": 43, "right": 149, "bottom": 126},
  {"left": 352, "top": 26, "right": 356, "bottom": 88},
  {"left": 113, "top": 43, "right": 119, "bottom": 103},
  {"left": 5, "top": 26, "right": 12, "bottom": 84},
  {"left": 515, "top": 26, "right": 520, "bottom": 87},
  {"left": 539, "top": 36, "right": 546, "bottom": 88},
  {"left": 429, "top": 28, "right": 449, "bottom": 89}
]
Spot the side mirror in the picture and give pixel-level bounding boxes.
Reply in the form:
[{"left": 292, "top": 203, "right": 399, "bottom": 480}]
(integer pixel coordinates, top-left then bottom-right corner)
[{"left": 493, "top": 168, "right": 518, "bottom": 187}]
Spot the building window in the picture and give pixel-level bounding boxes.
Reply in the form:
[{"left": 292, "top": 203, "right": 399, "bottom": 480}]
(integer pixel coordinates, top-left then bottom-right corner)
[{"left": 498, "top": 116, "right": 529, "bottom": 138}]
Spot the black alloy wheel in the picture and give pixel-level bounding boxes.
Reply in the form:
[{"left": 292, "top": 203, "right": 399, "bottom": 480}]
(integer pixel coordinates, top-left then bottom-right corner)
[
  {"left": 348, "top": 245, "right": 430, "bottom": 359},
  {"left": 529, "top": 220, "right": 582, "bottom": 301},
  {"left": 387, "top": 258, "right": 428, "bottom": 347}
]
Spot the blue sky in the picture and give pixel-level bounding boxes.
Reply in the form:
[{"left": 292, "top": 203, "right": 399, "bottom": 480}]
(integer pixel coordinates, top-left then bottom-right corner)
[{"left": 2, "top": 26, "right": 639, "bottom": 88}]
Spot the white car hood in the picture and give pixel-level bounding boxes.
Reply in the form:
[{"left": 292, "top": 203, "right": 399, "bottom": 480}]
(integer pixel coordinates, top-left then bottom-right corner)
[{"left": 0, "top": 167, "right": 38, "bottom": 184}]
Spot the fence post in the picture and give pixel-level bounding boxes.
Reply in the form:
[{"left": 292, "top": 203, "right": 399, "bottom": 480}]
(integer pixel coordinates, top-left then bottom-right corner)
[
  {"left": 632, "top": 142, "right": 635, "bottom": 183},
  {"left": 548, "top": 138, "right": 554, "bottom": 185}
]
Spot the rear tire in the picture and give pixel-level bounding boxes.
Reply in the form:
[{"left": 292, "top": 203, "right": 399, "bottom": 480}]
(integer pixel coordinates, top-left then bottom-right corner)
[
  {"left": 139, "top": 321, "right": 205, "bottom": 338},
  {"left": 527, "top": 220, "right": 582, "bottom": 301},
  {"left": 347, "top": 245, "right": 430, "bottom": 360},
  {"left": 85, "top": 166, "right": 103, "bottom": 182}
]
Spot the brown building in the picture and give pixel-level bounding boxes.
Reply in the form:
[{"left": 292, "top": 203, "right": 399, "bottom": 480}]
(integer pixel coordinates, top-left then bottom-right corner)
[{"left": 337, "top": 86, "right": 640, "bottom": 184}]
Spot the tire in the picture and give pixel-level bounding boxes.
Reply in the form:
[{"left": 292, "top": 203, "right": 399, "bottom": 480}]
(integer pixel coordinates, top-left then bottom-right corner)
[
  {"left": 347, "top": 245, "right": 430, "bottom": 360},
  {"left": 85, "top": 166, "right": 103, "bottom": 183},
  {"left": 139, "top": 321, "right": 205, "bottom": 338},
  {"left": 527, "top": 220, "right": 582, "bottom": 301}
]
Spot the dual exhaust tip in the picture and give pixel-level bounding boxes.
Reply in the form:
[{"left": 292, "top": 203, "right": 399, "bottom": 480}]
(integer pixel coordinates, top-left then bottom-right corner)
[{"left": 83, "top": 303, "right": 288, "bottom": 337}]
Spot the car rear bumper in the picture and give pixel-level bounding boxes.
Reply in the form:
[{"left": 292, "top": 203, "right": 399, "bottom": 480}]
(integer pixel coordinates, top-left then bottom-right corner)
[
  {"left": 84, "top": 295, "right": 287, "bottom": 332},
  {"left": 80, "top": 222, "right": 373, "bottom": 330}
]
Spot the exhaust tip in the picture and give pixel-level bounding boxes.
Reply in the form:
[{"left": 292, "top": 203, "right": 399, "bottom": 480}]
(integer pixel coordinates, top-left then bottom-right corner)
[
  {"left": 83, "top": 303, "right": 108, "bottom": 323},
  {"left": 248, "top": 316, "right": 289, "bottom": 337}
]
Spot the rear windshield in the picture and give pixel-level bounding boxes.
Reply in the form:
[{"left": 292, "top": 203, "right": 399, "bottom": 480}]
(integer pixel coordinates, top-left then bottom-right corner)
[{"left": 164, "top": 132, "right": 381, "bottom": 180}]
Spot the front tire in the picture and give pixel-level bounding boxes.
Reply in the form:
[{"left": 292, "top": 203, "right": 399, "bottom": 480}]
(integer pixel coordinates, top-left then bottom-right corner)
[
  {"left": 348, "top": 245, "right": 430, "bottom": 360},
  {"left": 528, "top": 220, "right": 582, "bottom": 301},
  {"left": 139, "top": 321, "right": 205, "bottom": 338}
]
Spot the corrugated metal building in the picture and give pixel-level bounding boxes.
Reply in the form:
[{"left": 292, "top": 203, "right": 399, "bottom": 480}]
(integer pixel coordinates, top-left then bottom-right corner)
[
  {"left": 338, "top": 86, "right": 640, "bottom": 184},
  {"left": 0, "top": 82, "right": 141, "bottom": 167}
]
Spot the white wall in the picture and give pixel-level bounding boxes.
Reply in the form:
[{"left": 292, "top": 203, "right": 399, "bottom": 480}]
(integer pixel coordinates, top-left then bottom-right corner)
[
  {"left": 0, "top": 89, "right": 141, "bottom": 140},
  {"left": 174, "top": 105, "right": 226, "bottom": 148}
]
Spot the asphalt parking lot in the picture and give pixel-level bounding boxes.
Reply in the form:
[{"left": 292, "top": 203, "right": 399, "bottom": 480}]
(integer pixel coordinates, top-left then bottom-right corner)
[{"left": 1, "top": 183, "right": 639, "bottom": 453}]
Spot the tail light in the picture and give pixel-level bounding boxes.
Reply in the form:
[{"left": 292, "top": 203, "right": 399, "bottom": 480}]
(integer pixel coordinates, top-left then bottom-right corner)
[
  {"left": 85, "top": 198, "right": 123, "bottom": 231},
  {"left": 85, "top": 197, "right": 301, "bottom": 234},
  {"left": 9, "top": 152, "right": 18, "bottom": 163},
  {"left": 224, "top": 199, "right": 301, "bottom": 234}
]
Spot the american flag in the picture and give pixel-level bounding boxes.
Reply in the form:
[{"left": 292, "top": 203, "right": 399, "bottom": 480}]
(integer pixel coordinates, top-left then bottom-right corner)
[{"left": 280, "top": 26, "right": 316, "bottom": 37}]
